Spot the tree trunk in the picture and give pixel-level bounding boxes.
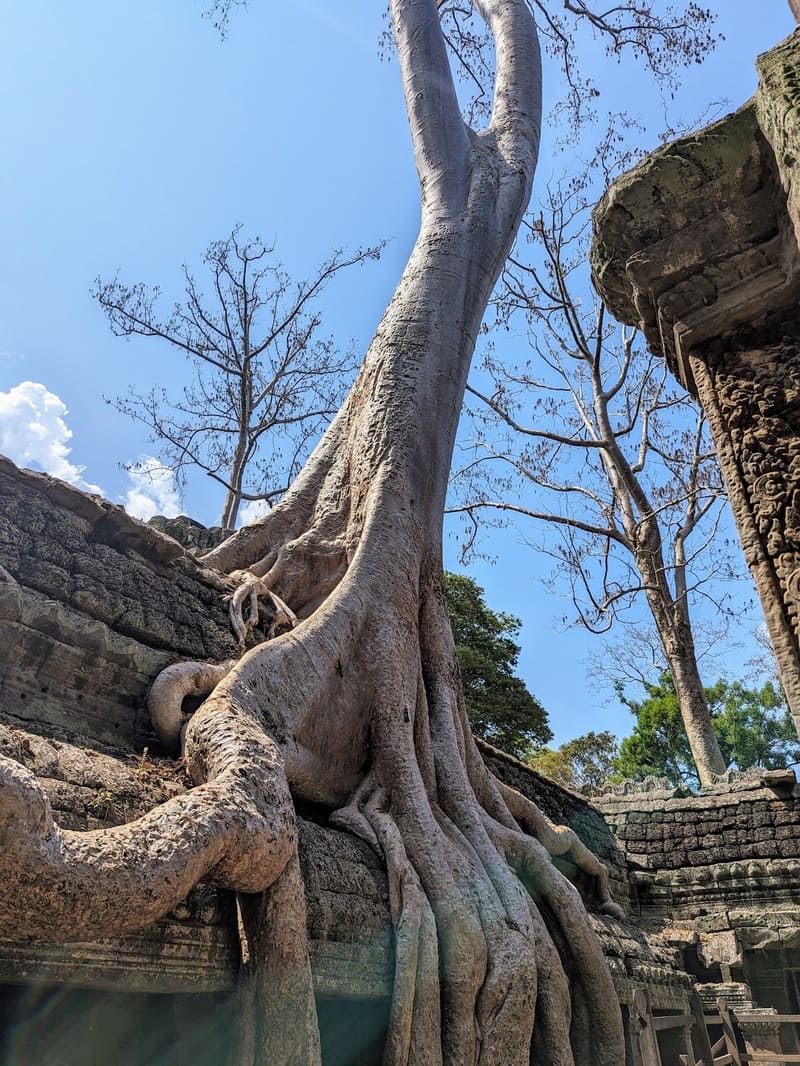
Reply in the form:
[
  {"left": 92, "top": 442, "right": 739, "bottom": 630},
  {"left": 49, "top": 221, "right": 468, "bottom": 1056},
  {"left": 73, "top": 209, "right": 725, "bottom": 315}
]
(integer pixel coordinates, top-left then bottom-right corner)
[
  {"left": 0, "top": 3, "right": 626, "bottom": 1063},
  {"left": 663, "top": 614, "right": 728, "bottom": 786},
  {"left": 221, "top": 485, "right": 241, "bottom": 530},
  {"left": 221, "top": 370, "right": 252, "bottom": 529},
  {"left": 591, "top": 357, "right": 725, "bottom": 786},
  {"left": 639, "top": 568, "right": 727, "bottom": 786},
  {"left": 221, "top": 477, "right": 243, "bottom": 530}
]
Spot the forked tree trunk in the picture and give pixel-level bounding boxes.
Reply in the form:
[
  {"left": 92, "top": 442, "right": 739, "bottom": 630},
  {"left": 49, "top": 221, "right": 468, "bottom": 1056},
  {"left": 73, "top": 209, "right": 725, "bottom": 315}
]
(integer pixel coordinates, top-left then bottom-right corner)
[{"left": 0, "top": 3, "right": 625, "bottom": 1063}]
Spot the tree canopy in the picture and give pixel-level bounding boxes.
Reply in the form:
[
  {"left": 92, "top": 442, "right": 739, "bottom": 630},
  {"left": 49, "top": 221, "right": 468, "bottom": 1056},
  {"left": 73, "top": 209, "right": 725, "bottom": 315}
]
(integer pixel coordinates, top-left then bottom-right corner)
[
  {"left": 527, "top": 731, "right": 619, "bottom": 791},
  {"left": 444, "top": 572, "right": 551, "bottom": 758},
  {"left": 615, "top": 674, "right": 800, "bottom": 789}
]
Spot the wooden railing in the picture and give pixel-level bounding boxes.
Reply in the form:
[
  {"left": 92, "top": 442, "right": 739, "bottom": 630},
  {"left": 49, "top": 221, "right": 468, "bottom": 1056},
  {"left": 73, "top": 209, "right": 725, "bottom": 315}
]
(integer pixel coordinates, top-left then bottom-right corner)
[{"left": 669, "top": 998, "right": 800, "bottom": 1065}]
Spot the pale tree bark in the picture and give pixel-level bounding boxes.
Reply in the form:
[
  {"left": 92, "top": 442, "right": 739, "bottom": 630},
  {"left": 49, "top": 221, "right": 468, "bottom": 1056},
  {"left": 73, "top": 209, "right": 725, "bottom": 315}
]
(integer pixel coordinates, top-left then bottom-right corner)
[
  {"left": 0, "top": 3, "right": 625, "bottom": 1063},
  {"left": 790, "top": 0, "right": 800, "bottom": 25},
  {"left": 633, "top": 519, "right": 727, "bottom": 785}
]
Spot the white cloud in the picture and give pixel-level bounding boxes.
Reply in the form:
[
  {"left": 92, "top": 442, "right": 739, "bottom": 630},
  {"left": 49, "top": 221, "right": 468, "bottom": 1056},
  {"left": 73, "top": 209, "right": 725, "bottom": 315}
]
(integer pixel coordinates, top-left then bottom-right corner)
[
  {"left": 123, "top": 457, "right": 182, "bottom": 521},
  {"left": 238, "top": 497, "right": 271, "bottom": 527},
  {"left": 0, "top": 381, "right": 103, "bottom": 494}
]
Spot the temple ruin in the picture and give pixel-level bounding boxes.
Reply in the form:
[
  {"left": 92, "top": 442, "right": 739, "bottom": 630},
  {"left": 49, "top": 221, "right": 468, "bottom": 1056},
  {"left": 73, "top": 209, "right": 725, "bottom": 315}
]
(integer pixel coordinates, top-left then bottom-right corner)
[
  {"left": 592, "top": 26, "right": 800, "bottom": 736},
  {"left": 0, "top": 457, "right": 798, "bottom": 1063},
  {"left": 4, "top": 21, "right": 800, "bottom": 1066}
]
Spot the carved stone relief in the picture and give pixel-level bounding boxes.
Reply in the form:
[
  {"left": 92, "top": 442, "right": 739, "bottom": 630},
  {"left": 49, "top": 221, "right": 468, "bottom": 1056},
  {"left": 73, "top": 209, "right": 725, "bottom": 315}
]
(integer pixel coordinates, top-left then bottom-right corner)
[{"left": 687, "top": 328, "right": 800, "bottom": 726}]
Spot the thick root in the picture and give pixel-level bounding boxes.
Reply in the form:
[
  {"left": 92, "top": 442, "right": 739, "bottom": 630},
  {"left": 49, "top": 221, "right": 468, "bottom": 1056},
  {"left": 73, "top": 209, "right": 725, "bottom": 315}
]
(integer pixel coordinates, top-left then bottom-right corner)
[
  {"left": 148, "top": 658, "right": 236, "bottom": 752},
  {"left": 488, "top": 817, "right": 624, "bottom": 1066},
  {"left": 497, "top": 780, "right": 625, "bottom": 920},
  {"left": 0, "top": 699, "right": 297, "bottom": 940},
  {"left": 364, "top": 799, "right": 442, "bottom": 1066},
  {"left": 235, "top": 854, "right": 321, "bottom": 1066}
]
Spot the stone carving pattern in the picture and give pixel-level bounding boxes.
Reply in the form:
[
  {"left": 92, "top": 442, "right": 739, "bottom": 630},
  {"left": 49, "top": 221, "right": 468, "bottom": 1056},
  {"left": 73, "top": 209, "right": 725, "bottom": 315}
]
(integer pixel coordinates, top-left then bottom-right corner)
[{"left": 706, "top": 340, "right": 800, "bottom": 645}]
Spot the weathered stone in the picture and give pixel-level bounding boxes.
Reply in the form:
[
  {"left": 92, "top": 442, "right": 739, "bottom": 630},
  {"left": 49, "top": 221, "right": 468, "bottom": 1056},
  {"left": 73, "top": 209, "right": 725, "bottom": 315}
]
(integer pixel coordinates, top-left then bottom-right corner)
[
  {"left": 0, "top": 457, "right": 688, "bottom": 1029},
  {"left": 148, "top": 514, "right": 233, "bottom": 556},
  {"left": 6, "top": 454, "right": 800, "bottom": 1060}
]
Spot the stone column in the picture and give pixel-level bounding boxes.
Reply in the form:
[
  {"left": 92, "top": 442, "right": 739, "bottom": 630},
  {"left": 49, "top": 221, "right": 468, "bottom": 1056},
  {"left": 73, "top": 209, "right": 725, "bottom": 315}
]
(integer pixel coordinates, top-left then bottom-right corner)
[
  {"left": 591, "top": 29, "right": 800, "bottom": 734},
  {"left": 737, "top": 1010, "right": 784, "bottom": 1066},
  {"left": 688, "top": 335, "right": 800, "bottom": 722}
]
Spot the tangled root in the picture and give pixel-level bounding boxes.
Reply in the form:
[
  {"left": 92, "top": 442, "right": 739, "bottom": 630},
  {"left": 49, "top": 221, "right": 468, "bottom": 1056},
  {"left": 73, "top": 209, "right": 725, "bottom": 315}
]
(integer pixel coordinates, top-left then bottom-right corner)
[
  {"left": 497, "top": 781, "right": 625, "bottom": 921},
  {"left": 228, "top": 575, "right": 298, "bottom": 646}
]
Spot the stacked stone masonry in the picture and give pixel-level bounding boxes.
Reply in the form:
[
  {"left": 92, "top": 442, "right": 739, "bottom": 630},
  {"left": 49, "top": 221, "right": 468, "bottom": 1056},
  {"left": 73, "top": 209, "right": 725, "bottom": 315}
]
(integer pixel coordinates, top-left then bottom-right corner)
[{"left": 0, "top": 457, "right": 702, "bottom": 1065}]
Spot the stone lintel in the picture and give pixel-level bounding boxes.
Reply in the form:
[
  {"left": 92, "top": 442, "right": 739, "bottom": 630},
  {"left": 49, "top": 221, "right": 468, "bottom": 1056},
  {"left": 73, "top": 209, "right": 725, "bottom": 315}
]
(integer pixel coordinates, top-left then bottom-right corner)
[{"left": 590, "top": 32, "right": 800, "bottom": 392}]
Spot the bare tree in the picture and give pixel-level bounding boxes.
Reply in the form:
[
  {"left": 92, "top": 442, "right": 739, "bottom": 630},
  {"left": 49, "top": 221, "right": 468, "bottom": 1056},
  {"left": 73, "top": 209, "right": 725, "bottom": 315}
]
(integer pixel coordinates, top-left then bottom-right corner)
[
  {"left": 585, "top": 615, "right": 744, "bottom": 702},
  {"left": 96, "top": 229, "right": 381, "bottom": 528},
  {"left": 453, "top": 157, "right": 735, "bottom": 785},
  {"left": 433, "top": 0, "right": 718, "bottom": 133},
  {"left": 0, "top": 2, "right": 721, "bottom": 1063}
]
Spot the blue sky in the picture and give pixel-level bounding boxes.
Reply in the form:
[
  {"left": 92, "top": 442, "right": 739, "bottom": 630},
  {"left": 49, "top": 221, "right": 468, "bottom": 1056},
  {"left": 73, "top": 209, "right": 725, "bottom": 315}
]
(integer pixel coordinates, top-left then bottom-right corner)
[{"left": 0, "top": 2, "right": 796, "bottom": 746}]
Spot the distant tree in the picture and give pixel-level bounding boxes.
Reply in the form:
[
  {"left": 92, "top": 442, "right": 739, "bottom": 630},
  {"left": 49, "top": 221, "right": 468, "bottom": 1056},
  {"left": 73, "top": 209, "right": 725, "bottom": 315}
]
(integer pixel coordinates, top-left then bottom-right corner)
[
  {"left": 527, "top": 731, "right": 619, "bottom": 790},
  {"left": 444, "top": 572, "right": 551, "bottom": 758},
  {"left": 614, "top": 674, "right": 800, "bottom": 790},
  {"left": 96, "top": 228, "right": 381, "bottom": 529},
  {"left": 452, "top": 131, "right": 735, "bottom": 787}
]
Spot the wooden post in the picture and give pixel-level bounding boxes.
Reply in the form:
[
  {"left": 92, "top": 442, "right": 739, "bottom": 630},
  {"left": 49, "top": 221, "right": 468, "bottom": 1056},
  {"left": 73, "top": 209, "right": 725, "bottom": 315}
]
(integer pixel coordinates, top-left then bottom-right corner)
[
  {"left": 634, "top": 989, "right": 663, "bottom": 1066},
  {"left": 689, "top": 994, "right": 715, "bottom": 1066},
  {"left": 718, "top": 998, "right": 743, "bottom": 1066}
]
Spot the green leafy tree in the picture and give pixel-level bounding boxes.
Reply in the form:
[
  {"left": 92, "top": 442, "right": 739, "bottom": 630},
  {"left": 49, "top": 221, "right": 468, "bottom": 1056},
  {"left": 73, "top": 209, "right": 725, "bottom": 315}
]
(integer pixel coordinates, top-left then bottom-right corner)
[
  {"left": 527, "top": 731, "right": 619, "bottom": 790},
  {"left": 444, "top": 573, "right": 551, "bottom": 759},
  {"left": 614, "top": 674, "right": 800, "bottom": 789}
]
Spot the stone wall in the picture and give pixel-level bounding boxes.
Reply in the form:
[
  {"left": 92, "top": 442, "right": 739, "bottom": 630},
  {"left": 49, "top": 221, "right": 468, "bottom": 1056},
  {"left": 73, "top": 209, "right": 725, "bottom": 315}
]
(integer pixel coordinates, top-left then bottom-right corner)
[
  {"left": 599, "top": 778, "right": 800, "bottom": 892},
  {"left": 9, "top": 456, "right": 800, "bottom": 1060},
  {"left": 588, "top": 30, "right": 800, "bottom": 1052},
  {"left": 0, "top": 457, "right": 687, "bottom": 1032},
  {"left": 595, "top": 775, "right": 800, "bottom": 1044}
]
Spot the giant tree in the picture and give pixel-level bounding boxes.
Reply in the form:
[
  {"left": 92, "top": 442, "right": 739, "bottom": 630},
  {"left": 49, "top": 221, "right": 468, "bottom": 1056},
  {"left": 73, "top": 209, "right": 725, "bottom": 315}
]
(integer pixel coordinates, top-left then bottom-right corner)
[{"left": 0, "top": 2, "right": 718, "bottom": 1064}]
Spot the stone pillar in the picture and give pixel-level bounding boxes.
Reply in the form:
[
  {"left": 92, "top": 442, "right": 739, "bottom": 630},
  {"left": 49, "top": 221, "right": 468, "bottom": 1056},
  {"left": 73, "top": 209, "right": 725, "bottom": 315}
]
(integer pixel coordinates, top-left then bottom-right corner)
[
  {"left": 688, "top": 334, "right": 800, "bottom": 723},
  {"left": 737, "top": 1010, "right": 783, "bottom": 1066},
  {"left": 591, "top": 29, "right": 800, "bottom": 734}
]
